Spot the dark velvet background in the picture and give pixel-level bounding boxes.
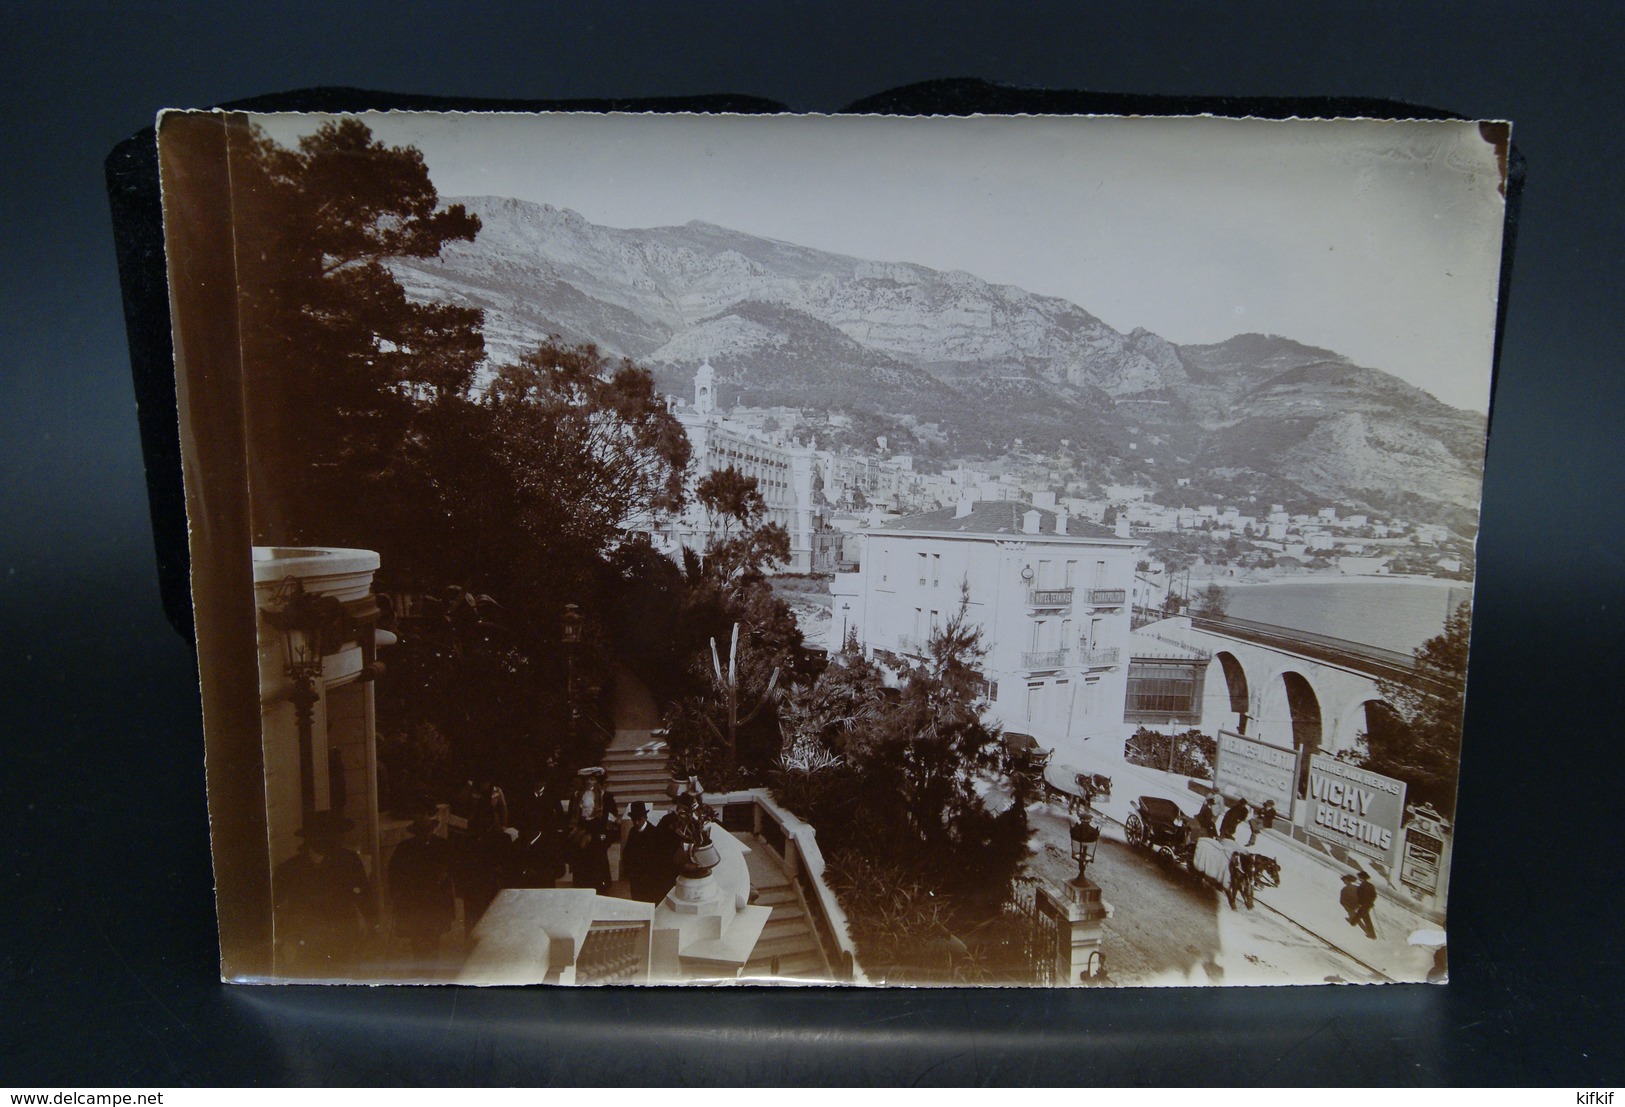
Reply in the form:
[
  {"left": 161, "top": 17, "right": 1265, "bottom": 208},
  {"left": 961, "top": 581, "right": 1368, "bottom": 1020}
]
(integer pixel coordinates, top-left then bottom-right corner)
[{"left": 2, "top": 0, "right": 1621, "bottom": 1086}]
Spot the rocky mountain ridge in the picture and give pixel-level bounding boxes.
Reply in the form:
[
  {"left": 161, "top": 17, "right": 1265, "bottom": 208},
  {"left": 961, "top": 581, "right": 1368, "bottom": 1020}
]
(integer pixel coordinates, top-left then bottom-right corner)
[{"left": 389, "top": 196, "right": 1488, "bottom": 526}]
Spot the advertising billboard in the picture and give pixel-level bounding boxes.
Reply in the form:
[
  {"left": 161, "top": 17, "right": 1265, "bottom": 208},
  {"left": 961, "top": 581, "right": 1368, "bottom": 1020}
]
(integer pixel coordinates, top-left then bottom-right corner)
[
  {"left": 1214, "top": 730, "right": 1298, "bottom": 814},
  {"left": 1303, "top": 754, "right": 1407, "bottom": 870}
]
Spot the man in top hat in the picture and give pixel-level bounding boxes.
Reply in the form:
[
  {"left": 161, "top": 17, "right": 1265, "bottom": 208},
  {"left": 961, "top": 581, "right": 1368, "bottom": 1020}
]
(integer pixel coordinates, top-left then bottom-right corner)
[
  {"left": 273, "top": 809, "right": 376, "bottom": 973},
  {"left": 1351, "top": 869, "right": 1379, "bottom": 939},
  {"left": 620, "top": 801, "right": 671, "bottom": 903},
  {"left": 566, "top": 767, "right": 618, "bottom": 894}
]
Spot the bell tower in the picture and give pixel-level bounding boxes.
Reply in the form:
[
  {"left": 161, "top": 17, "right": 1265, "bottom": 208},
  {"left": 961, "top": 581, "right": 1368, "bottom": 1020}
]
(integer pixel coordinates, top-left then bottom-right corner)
[{"left": 694, "top": 360, "right": 716, "bottom": 416}]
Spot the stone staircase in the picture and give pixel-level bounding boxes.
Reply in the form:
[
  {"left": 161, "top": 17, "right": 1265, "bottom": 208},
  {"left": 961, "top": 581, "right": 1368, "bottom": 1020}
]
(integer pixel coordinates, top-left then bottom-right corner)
[
  {"left": 740, "top": 835, "right": 834, "bottom": 981},
  {"left": 602, "top": 731, "right": 671, "bottom": 808}
]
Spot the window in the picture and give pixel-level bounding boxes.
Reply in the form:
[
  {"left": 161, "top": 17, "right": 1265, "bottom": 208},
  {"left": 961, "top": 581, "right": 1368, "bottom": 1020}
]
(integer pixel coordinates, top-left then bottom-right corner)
[
  {"left": 1124, "top": 661, "right": 1204, "bottom": 723},
  {"left": 1094, "top": 560, "right": 1108, "bottom": 587},
  {"left": 932, "top": 553, "right": 941, "bottom": 587},
  {"left": 918, "top": 552, "right": 928, "bottom": 585},
  {"left": 1066, "top": 560, "right": 1077, "bottom": 587}
]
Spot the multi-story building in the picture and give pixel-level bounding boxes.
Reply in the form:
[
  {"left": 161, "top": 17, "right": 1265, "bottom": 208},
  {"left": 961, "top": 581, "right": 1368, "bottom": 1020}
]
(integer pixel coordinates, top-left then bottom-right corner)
[
  {"left": 833, "top": 499, "right": 1143, "bottom": 763},
  {"left": 654, "top": 362, "right": 826, "bottom": 572}
]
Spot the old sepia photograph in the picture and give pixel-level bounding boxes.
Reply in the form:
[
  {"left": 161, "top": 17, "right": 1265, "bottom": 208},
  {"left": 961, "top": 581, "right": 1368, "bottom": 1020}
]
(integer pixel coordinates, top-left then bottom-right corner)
[{"left": 158, "top": 109, "right": 1507, "bottom": 987}]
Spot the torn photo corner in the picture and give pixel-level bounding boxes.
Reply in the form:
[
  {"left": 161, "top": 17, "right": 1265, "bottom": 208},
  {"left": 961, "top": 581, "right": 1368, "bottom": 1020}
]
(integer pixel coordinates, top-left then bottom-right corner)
[{"left": 153, "top": 107, "right": 1508, "bottom": 986}]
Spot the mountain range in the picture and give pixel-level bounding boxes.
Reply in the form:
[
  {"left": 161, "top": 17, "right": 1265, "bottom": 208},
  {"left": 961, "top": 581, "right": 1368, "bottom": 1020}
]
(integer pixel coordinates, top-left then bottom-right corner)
[{"left": 389, "top": 196, "right": 1488, "bottom": 529}]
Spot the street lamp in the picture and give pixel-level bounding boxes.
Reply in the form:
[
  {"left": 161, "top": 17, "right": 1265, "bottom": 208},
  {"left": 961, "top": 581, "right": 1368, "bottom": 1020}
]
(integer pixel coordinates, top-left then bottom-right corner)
[
  {"left": 1069, "top": 815, "right": 1100, "bottom": 885},
  {"left": 261, "top": 578, "right": 347, "bottom": 823},
  {"left": 561, "top": 603, "right": 583, "bottom": 748}
]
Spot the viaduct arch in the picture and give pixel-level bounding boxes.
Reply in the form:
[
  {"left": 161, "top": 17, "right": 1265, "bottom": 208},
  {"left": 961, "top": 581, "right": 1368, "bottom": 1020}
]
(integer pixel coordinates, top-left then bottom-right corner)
[{"left": 1173, "top": 618, "right": 1405, "bottom": 797}]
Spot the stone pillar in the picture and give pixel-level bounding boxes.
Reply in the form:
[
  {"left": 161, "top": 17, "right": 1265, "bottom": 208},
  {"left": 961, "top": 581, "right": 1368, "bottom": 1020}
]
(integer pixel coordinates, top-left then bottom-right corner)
[{"left": 1039, "top": 879, "right": 1113, "bottom": 984}]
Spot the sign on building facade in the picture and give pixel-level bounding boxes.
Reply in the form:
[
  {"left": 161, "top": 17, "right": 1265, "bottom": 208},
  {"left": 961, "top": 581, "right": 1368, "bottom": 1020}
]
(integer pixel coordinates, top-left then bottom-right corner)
[
  {"left": 1303, "top": 754, "right": 1407, "bottom": 870},
  {"left": 1399, "top": 803, "right": 1452, "bottom": 897},
  {"left": 1213, "top": 729, "right": 1298, "bottom": 815}
]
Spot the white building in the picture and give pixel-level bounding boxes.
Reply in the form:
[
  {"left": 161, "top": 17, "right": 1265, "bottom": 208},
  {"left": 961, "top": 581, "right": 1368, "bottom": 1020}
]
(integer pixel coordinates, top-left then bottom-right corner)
[
  {"left": 833, "top": 499, "right": 1143, "bottom": 763},
  {"left": 657, "top": 362, "right": 826, "bottom": 572}
]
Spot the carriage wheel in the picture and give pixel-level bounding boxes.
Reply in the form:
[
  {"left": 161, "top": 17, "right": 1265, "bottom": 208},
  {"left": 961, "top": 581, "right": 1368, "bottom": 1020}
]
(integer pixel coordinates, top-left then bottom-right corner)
[{"left": 1124, "top": 814, "right": 1145, "bottom": 848}]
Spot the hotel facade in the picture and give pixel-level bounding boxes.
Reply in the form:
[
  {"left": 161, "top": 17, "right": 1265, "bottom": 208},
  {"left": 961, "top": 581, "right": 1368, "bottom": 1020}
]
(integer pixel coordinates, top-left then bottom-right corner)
[{"left": 833, "top": 499, "right": 1145, "bottom": 765}]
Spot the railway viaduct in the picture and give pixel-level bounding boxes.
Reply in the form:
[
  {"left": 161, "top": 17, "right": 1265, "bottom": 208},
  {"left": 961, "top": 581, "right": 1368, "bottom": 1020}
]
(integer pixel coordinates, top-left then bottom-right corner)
[{"left": 1144, "top": 613, "right": 1427, "bottom": 791}]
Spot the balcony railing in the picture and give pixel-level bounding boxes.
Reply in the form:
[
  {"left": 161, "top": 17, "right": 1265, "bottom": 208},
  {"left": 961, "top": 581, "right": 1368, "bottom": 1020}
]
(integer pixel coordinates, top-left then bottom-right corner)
[
  {"left": 1080, "top": 646, "right": 1121, "bottom": 668},
  {"left": 1026, "top": 587, "right": 1074, "bottom": 607},
  {"left": 1021, "top": 648, "right": 1071, "bottom": 671},
  {"left": 1087, "top": 588, "right": 1127, "bottom": 606}
]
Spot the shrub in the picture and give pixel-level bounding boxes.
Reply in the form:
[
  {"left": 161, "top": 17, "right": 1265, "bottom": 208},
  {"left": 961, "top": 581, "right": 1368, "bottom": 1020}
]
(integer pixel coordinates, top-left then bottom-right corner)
[{"left": 1124, "top": 726, "right": 1216, "bottom": 779}]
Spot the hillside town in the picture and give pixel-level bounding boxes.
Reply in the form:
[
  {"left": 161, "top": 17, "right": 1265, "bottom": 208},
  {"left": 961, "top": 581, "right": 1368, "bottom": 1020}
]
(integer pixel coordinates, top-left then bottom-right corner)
[{"left": 650, "top": 361, "right": 1477, "bottom": 601}]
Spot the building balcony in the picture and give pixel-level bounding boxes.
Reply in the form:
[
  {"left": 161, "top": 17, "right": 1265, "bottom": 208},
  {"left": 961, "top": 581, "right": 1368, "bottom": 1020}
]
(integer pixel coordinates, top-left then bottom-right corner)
[
  {"left": 1021, "top": 648, "right": 1071, "bottom": 672},
  {"left": 1080, "top": 646, "right": 1121, "bottom": 668},
  {"left": 1026, "top": 587, "right": 1074, "bottom": 608},
  {"left": 1087, "top": 588, "right": 1127, "bottom": 606}
]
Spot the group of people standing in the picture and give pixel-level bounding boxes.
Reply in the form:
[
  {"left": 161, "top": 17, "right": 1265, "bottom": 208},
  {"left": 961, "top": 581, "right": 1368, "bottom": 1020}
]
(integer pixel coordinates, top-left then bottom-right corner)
[
  {"left": 386, "top": 767, "right": 687, "bottom": 964},
  {"left": 273, "top": 766, "right": 690, "bottom": 975},
  {"left": 1186, "top": 788, "right": 1279, "bottom": 848}
]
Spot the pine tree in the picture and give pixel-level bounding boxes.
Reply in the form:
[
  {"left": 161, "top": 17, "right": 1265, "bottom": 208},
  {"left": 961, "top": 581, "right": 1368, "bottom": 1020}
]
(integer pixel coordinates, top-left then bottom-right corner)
[{"left": 1368, "top": 601, "right": 1472, "bottom": 816}]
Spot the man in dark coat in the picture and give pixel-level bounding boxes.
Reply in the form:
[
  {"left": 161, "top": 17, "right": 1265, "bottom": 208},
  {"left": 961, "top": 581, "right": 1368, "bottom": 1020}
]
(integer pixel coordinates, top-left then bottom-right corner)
[
  {"left": 387, "top": 812, "right": 455, "bottom": 962},
  {"left": 273, "top": 809, "right": 376, "bottom": 974},
  {"left": 1220, "top": 795, "right": 1252, "bottom": 842},
  {"left": 453, "top": 823, "right": 519, "bottom": 935},
  {"left": 1351, "top": 870, "right": 1379, "bottom": 939},
  {"left": 620, "top": 802, "right": 673, "bottom": 903}
]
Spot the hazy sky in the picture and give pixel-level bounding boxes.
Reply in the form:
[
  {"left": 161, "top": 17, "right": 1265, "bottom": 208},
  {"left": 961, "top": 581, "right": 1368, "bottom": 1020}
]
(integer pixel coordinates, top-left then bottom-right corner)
[{"left": 258, "top": 111, "right": 1507, "bottom": 412}]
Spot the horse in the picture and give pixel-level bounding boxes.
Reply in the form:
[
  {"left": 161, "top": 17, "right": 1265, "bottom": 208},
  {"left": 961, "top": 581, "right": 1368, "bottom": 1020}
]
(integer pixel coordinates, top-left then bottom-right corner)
[{"left": 1225, "top": 851, "right": 1282, "bottom": 910}]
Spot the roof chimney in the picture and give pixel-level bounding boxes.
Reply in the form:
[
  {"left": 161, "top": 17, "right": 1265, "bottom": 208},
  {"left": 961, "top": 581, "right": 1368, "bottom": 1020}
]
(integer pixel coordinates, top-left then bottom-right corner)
[
  {"left": 1115, "top": 516, "right": 1131, "bottom": 539},
  {"left": 1023, "top": 509, "right": 1042, "bottom": 535},
  {"left": 955, "top": 496, "right": 973, "bottom": 519},
  {"left": 1054, "top": 508, "right": 1069, "bottom": 535}
]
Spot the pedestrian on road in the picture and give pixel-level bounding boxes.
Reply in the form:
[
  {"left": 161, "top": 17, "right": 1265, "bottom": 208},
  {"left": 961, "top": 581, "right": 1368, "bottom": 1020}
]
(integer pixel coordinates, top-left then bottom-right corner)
[
  {"left": 1352, "top": 870, "right": 1379, "bottom": 939},
  {"left": 1339, "top": 874, "right": 1361, "bottom": 927}
]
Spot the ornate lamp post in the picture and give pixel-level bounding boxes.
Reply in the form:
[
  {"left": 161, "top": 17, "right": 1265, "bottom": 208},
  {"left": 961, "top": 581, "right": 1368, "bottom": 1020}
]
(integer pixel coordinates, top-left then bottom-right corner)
[
  {"left": 561, "top": 603, "right": 583, "bottom": 747},
  {"left": 261, "top": 578, "right": 348, "bottom": 823},
  {"left": 1069, "top": 814, "right": 1100, "bottom": 886}
]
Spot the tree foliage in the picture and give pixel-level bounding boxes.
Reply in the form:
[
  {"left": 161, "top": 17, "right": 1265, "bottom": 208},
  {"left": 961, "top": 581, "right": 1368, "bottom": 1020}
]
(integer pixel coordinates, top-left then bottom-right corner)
[
  {"left": 695, "top": 466, "right": 790, "bottom": 584},
  {"left": 1191, "top": 582, "right": 1230, "bottom": 618},
  {"left": 486, "top": 339, "right": 692, "bottom": 567},
  {"left": 770, "top": 586, "right": 1033, "bottom": 976},
  {"left": 230, "top": 117, "right": 484, "bottom": 547},
  {"left": 234, "top": 121, "right": 705, "bottom": 791},
  {"left": 1363, "top": 600, "right": 1472, "bottom": 816}
]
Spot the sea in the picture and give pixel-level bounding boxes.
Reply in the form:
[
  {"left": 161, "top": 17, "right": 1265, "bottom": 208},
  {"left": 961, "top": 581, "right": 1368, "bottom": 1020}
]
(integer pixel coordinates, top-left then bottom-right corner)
[{"left": 1213, "top": 578, "right": 1474, "bottom": 654}]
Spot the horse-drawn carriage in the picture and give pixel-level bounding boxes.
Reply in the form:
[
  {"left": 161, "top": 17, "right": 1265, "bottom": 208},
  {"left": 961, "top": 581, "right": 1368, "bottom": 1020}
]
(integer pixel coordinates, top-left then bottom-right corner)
[
  {"left": 1042, "top": 760, "right": 1114, "bottom": 815},
  {"left": 1123, "top": 795, "right": 1281, "bottom": 910}
]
